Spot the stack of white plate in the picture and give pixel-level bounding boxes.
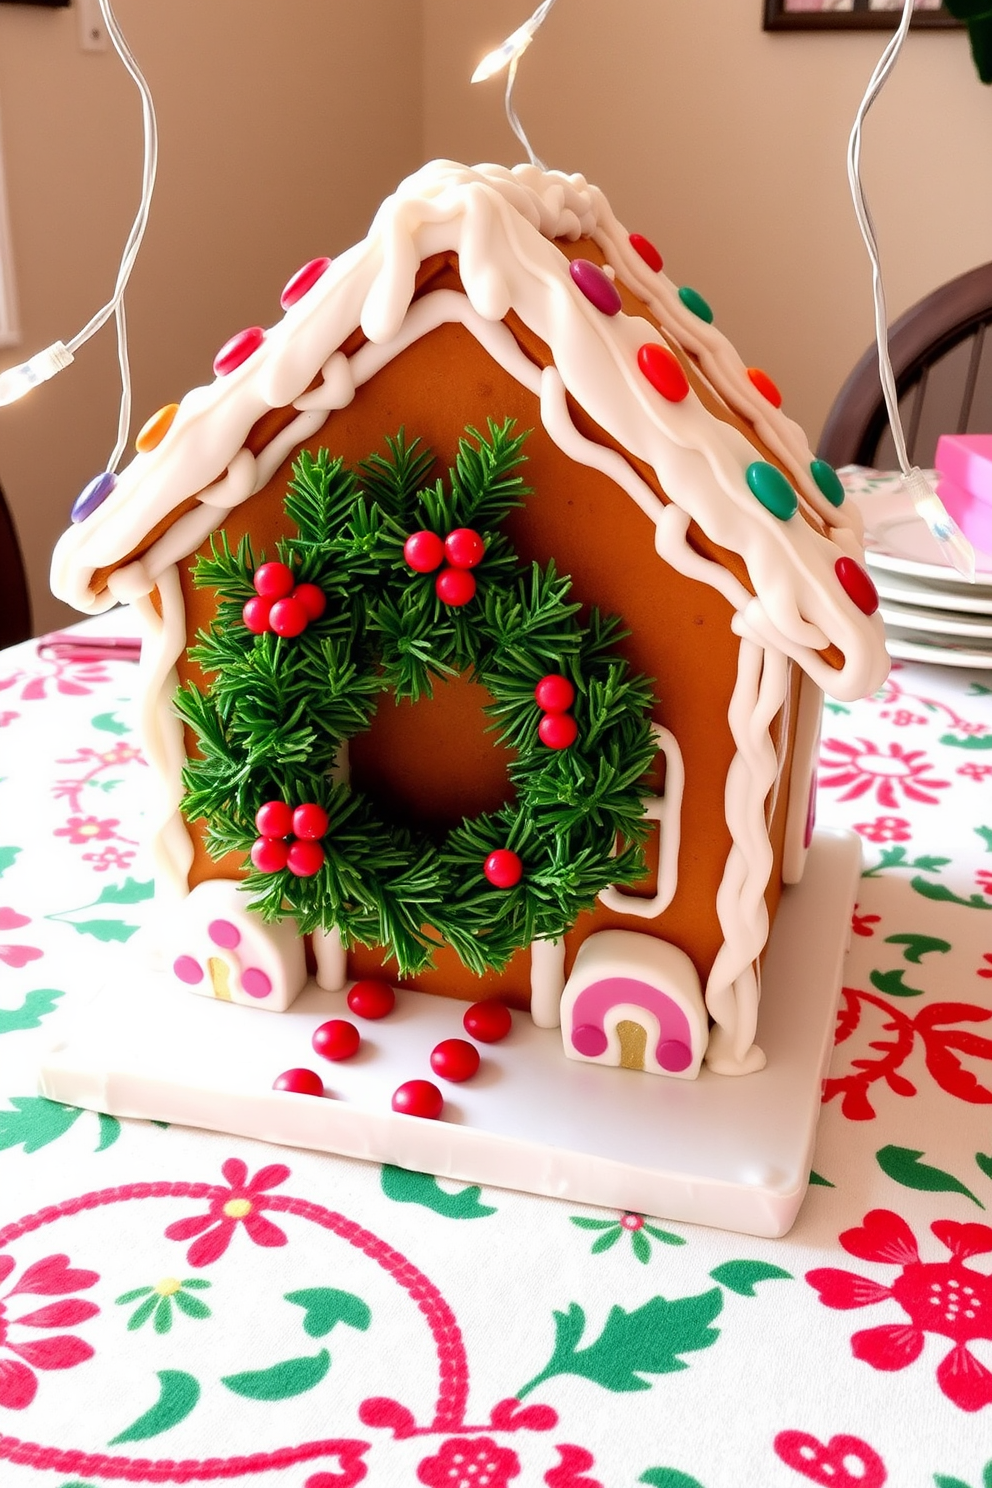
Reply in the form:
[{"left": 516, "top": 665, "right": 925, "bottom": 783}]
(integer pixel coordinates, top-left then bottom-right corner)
[{"left": 839, "top": 467, "right": 992, "bottom": 669}]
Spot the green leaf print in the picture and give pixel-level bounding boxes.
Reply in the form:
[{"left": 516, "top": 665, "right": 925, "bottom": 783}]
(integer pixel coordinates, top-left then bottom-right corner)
[
  {"left": 96, "top": 1112, "right": 121, "bottom": 1150},
  {"left": 911, "top": 878, "right": 992, "bottom": 911},
  {"left": 222, "top": 1348, "right": 331, "bottom": 1400},
  {"left": 91, "top": 711, "right": 130, "bottom": 735},
  {"left": 517, "top": 1288, "right": 722, "bottom": 1398},
  {"left": 977, "top": 826, "right": 992, "bottom": 854},
  {"left": 884, "top": 933, "right": 952, "bottom": 964},
  {"left": 380, "top": 1163, "right": 496, "bottom": 1218},
  {"left": 975, "top": 1152, "right": 992, "bottom": 1183},
  {"left": 93, "top": 877, "right": 154, "bottom": 906},
  {"left": 869, "top": 969, "right": 925, "bottom": 998},
  {"left": 60, "top": 918, "right": 140, "bottom": 943},
  {"left": 284, "top": 1288, "right": 371, "bottom": 1338},
  {"left": 862, "top": 846, "right": 951, "bottom": 879},
  {"left": 808, "top": 1170, "right": 834, "bottom": 1187},
  {"left": 109, "top": 1370, "right": 200, "bottom": 1443},
  {"left": 0, "top": 986, "right": 63, "bottom": 1034},
  {"left": 708, "top": 1261, "right": 792, "bottom": 1295},
  {"left": 877, "top": 1145, "right": 983, "bottom": 1207},
  {"left": 640, "top": 1472, "right": 706, "bottom": 1488},
  {"left": 0, "top": 1096, "right": 117, "bottom": 1154},
  {"left": 939, "top": 732, "right": 992, "bottom": 750},
  {"left": 0, "top": 845, "right": 20, "bottom": 878}
]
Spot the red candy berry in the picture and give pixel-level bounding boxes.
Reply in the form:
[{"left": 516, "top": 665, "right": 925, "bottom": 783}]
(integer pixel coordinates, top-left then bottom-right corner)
[
  {"left": 273, "top": 1067, "right": 324, "bottom": 1096},
  {"left": 535, "top": 674, "right": 575, "bottom": 713},
  {"left": 255, "top": 800, "right": 294, "bottom": 838},
  {"left": 463, "top": 1000, "right": 512, "bottom": 1043},
  {"left": 312, "top": 1018, "right": 361, "bottom": 1062},
  {"left": 835, "top": 556, "right": 879, "bottom": 616},
  {"left": 538, "top": 712, "right": 578, "bottom": 750},
  {"left": 430, "top": 1038, "right": 481, "bottom": 1083},
  {"left": 286, "top": 839, "right": 325, "bottom": 877},
  {"left": 269, "top": 595, "right": 309, "bottom": 637},
  {"left": 391, "top": 1079, "right": 443, "bottom": 1119},
  {"left": 436, "top": 567, "right": 476, "bottom": 606},
  {"left": 253, "top": 561, "right": 295, "bottom": 599},
  {"left": 293, "top": 802, "right": 329, "bottom": 840},
  {"left": 747, "top": 366, "right": 783, "bottom": 408},
  {"left": 251, "top": 836, "right": 290, "bottom": 873},
  {"left": 292, "top": 583, "right": 326, "bottom": 621},
  {"left": 483, "top": 849, "right": 523, "bottom": 888},
  {"left": 242, "top": 595, "right": 273, "bottom": 633},
  {"left": 347, "top": 979, "right": 395, "bottom": 1020},
  {"left": 404, "top": 530, "right": 445, "bottom": 573},
  {"left": 444, "top": 527, "right": 485, "bottom": 569},
  {"left": 629, "top": 232, "right": 663, "bottom": 272}
]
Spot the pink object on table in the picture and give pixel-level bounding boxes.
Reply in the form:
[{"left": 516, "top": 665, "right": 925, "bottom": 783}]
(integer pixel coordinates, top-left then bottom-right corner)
[{"left": 935, "top": 434, "right": 992, "bottom": 556}]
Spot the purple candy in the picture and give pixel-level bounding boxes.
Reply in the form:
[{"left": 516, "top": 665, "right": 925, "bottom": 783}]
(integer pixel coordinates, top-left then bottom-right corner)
[
  {"left": 569, "top": 259, "right": 622, "bottom": 317},
  {"left": 71, "top": 470, "right": 116, "bottom": 524}
]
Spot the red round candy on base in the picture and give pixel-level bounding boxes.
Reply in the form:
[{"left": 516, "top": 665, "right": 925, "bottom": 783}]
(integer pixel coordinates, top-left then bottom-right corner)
[
  {"left": 255, "top": 799, "right": 294, "bottom": 838},
  {"left": 269, "top": 596, "right": 309, "bottom": 637},
  {"left": 404, "top": 530, "right": 445, "bottom": 573},
  {"left": 483, "top": 849, "right": 523, "bottom": 888},
  {"left": 293, "top": 802, "right": 329, "bottom": 840},
  {"left": 391, "top": 1079, "right": 443, "bottom": 1119},
  {"left": 347, "top": 979, "right": 396, "bottom": 1020},
  {"left": 286, "top": 839, "right": 325, "bottom": 877},
  {"left": 463, "top": 1000, "right": 512, "bottom": 1043},
  {"left": 253, "top": 561, "right": 295, "bottom": 599},
  {"left": 312, "top": 1019, "right": 361, "bottom": 1062},
  {"left": 435, "top": 567, "right": 476, "bottom": 607},
  {"left": 251, "top": 836, "right": 290, "bottom": 873},
  {"left": 430, "top": 1038, "right": 481, "bottom": 1082},
  {"left": 273, "top": 1067, "right": 324, "bottom": 1096}
]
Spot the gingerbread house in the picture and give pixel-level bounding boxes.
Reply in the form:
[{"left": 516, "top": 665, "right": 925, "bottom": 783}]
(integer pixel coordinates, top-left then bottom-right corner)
[{"left": 50, "top": 160, "right": 889, "bottom": 1079}]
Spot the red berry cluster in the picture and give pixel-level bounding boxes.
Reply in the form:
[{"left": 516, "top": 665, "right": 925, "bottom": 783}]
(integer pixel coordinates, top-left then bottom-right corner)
[
  {"left": 250, "top": 799, "right": 329, "bottom": 877},
  {"left": 534, "top": 673, "right": 578, "bottom": 749},
  {"left": 403, "top": 526, "right": 485, "bottom": 607},
  {"left": 243, "top": 561, "right": 326, "bottom": 637}
]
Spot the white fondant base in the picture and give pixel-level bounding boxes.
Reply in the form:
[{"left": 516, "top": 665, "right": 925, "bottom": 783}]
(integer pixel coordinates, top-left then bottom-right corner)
[{"left": 36, "top": 828, "right": 859, "bottom": 1239}]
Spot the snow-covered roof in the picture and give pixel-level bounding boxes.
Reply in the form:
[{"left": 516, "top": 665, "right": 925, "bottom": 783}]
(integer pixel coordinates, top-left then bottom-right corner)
[{"left": 51, "top": 159, "right": 889, "bottom": 700}]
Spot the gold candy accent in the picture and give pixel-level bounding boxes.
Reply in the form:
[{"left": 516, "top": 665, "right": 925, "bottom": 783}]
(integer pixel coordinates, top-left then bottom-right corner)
[
  {"left": 617, "top": 1019, "right": 646, "bottom": 1071},
  {"left": 207, "top": 956, "right": 232, "bottom": 1001}
]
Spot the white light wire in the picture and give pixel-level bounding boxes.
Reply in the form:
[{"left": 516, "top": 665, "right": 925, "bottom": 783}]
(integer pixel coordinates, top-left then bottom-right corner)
[
  {"left": 471, "top": 0, "right": 558, "bottom": 169},
  {"left": 847, "top": 0, "right": 975, "bottom": 579}
]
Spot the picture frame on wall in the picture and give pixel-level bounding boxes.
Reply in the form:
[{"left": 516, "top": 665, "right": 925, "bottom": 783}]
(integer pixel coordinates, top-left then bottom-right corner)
[{"left": 763, "top": 1, "right": 960, "bottom": 29}]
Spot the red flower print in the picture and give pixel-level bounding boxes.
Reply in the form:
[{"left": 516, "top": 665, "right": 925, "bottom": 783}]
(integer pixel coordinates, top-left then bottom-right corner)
[
  {"left": 978, "top": 954, "right": 992, "bottom": 980},
  {"left": 959, "top": 763, "right": 992, "bottom": 782},
  {"left": 853, "top": 816, "right": 911, "bottom": 844},
  {"left": 775, "top": 1429, "right": 886, "bottom": 1487},
  {"left": 53, "top": 815, "right": 120, "bottom": 845},
  {"left": 976, "top": 871, "right": 992, "bottom": 898},
  {"left": 851, "top": 906, "right": 881, "bottom": 938},
  {"left": 879, "top": 707, "right": 927, "bottom": 727},
  {"left": 417, "top": 1436, "right": 520, "bottom": 1487},
  {"left": 0, "top": 1251, "right": 99, "bottom": 1410},
  {"left": 81, "top": 845, "right": 136, "bottom": 873},
  {"left": 807, "top": 1209, "right": 992, "bottom": 1411},
  {"left": 819, "top": 738, "right": 949, "bottom": 808},
  {"left": 164, "top": 1158, "right": 289, "bottom": 1267}
]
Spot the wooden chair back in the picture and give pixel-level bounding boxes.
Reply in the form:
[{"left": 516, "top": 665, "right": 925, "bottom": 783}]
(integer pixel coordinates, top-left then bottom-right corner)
[
  {"left": 0, "top": 480, "right": 32, "bottom": 648},
  {"left": 818, "top": 261, "right": 992, "bottom": 470}
]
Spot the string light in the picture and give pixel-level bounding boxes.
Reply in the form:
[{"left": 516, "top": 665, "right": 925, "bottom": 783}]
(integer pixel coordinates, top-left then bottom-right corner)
[
  {"left": 847, "top": 0, "right": 975, "bottom": 580},
  {"left": 471, "top": 0, "right": 558, "bottom": 169},
  {"left": 0, "top": 0, "right": 156, "bottom": 476}
]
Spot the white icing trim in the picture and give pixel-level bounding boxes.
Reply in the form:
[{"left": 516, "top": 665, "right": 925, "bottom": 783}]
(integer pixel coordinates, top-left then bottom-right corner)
[
  {"left": 312, "top": 927, "right": 347, "bottom": 992},
  {"left": 529, "top": 938, "right": 566, "bottom": 1028},
  {"left": 598, "top": 723, "right": 683, "bottom": 918},
  {"left": 782, "top": 673, "right": 824, "bottom": 885}
]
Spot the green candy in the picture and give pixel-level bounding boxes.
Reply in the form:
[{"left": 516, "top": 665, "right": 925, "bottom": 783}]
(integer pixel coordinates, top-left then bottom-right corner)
[
  {"left": 678, "top": 285, "right": 713, "bottom": 324},
  {"left": 746, "top": 461, "right": 798, "bottom": 520},
  {"left": 810, "top": 458, "right": 845, "bottom": 508}
]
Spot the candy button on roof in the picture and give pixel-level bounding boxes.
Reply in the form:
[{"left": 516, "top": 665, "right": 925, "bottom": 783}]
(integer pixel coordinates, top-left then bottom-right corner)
[
  {"left": 747, "top": 367, "right": 782, "bottom": 408},
  {"left": 213, "top": 326, "right": 265, "bottom": 377},
  {"left": 678, "top": 285, "right": 714, "bottom": 324},
  {"left": 746, "top": 461, "right": 798, "bottom": 521},
  {"left": 629, "top": 232, "right": 663, "bottom": 272},
  {"left": 280, "top": 256, "right": 332, "bottom": 310},
  {"left": 569, "top": 258, "right": 622, "bottom": 317},
  {"left": 135, "top": 403, "right": 179, "bottom": 453},
  {"left": 637, "top": 343, "right": 689, "bottom": 403},
  {"left": 71, "top": 471, "right": 116, "bottom": 524},
  {"left": 835, "top": 556, "right": 879, "bottom": 616},
  {"left": 811, "top": 459, "right": 846, "bottom": 508}
]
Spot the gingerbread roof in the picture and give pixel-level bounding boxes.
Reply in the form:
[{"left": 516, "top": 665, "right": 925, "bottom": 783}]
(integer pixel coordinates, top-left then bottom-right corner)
[{"left": 51, "top": 159, "right": 888, "bottom": 701}]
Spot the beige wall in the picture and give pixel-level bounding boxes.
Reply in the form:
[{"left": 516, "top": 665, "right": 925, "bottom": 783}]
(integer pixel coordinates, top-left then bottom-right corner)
[{"left": 2, "top": 0, "right": 991, "bottom": 633}]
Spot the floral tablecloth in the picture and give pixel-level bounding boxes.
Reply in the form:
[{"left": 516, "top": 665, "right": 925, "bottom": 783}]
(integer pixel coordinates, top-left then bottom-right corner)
[{"left": 1, "top": 621, "right": 992, "bottom": 1488}]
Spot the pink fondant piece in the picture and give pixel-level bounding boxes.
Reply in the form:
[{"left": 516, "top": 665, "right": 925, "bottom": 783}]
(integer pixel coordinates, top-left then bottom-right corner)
[
  {"left": 208, "top": 918, "right": 241, "bottom": 950},
  {"left": 658, "top": 1039, "right": 692, "bottom": 1072},
  {"left": 241, "top": 966, "right": 273, "bottom": 999},
  {"left": 173, "top": 955, "right": 203, "bottom": 985},
  {"left": 569, "top": 975, "right": 693, "bottom": 1067}
]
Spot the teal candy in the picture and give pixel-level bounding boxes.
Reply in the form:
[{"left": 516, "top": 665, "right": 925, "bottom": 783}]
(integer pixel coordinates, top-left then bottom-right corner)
[
  {"left": 746, "top": 461, "right": 798, "bottom": 520},
  {"left": 810, "top": 458, "right": 845, "bottom": 508},
  {"left": 678, "top": 285, "right": 714, "bottom": 323}
]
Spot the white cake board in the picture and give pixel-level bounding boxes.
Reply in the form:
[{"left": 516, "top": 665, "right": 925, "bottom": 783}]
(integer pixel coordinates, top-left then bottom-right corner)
[{"left": 37, "top": 828, "right": 859, "bottom": 1238}]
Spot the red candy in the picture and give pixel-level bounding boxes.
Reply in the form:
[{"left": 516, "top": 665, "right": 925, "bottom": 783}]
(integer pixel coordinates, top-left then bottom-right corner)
[
  {"left": 312, "top": 1018, "right": 361, "bottom": 1062},
  {"left": 269, "top": 596, "right": 309, "bottom": 637},
  {"left": 835, "top": 556, "right": 879, "bottom": 616},
  {"left": 256, "top": 800, "right": 294, "bottom": 838},
  {"left": 251, "top": 836, "right": 290, "bottom": 873},
  {"left": 293, "top": 802, "right": 329, "bottom": 840},
  {"left": 535, "top": 674, "right": 575, "bottom": 713},
  {"left": 214, "top": 326, "right": 264, "bottom": 377},
  {"left": 273, "top": 1067, "right": 324, "bottom": 1096},
  {"left": 747, "top": 366, "right": 783, "bottom": 408},
  {"left": 347, "top": 979, "right": 396, "bottom": 1020},
  {"left": 629, "top": 232, "right": 663, "bottom": 272},
  {"left": 287, "top": 839, "right": 325, "bottom": 877},
  {"left": 638, "top": 343, "right": 690, "bottom": 403},
  {"left": 293, "top": 583, "right": 326, "bottom": 621},
  {"left": 484, "top": 849, "right": 523, "bottom": 888},
  {"left": 436, "top": 567, "right": 476, "bottom": 607},
  {"left": 444, "top": 527, "right": 485, "bottom": 569},
  {"left": 280, "top": 256, "right": 332, "bottom": 311},
  {"left": 538, "top": 712, "right": 578, "bottom": 750},
  {"left": 253, "top": 561, "right": 295, "bottom": 599},
  {"left": 391, "top": 1079, "right": 443, "bottom": 1119},
  {"left": 463, "top": 1000, "right": 512, "bottom": 1043},
  {"left": 430, "top": 1038, "right": 481, "bottom": 1083},
  {"left": 404, "top": 530, "right": 445, "bottom": 573},
  {"left": 242, "top": 595, "right": 273, "bottom": 634}
]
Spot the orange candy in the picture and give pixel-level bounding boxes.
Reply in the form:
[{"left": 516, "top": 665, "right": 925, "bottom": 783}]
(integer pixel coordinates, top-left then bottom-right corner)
[
  {"left": 135, "top": 403, "right": 179, "bottom": 453},
  {"left": 747, "top": 367, "right": 782, "bottom": 409}
]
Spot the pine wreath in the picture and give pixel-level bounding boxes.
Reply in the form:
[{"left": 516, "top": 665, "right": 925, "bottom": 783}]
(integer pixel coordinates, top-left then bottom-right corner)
[{"left": 175, "top": 419, "right": 658, "bottom": 978}]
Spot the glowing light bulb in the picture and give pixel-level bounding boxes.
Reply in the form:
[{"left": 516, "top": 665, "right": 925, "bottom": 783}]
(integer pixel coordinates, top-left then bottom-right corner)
[
  {"left": 901, "top": 465, "right": 976, "bottom": 582},
  {"left": 472, "top": 19, "right": 540, "bottom": 83},
  {"left": 0, "top": 341, "right": 73, "bottom": 407}
]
